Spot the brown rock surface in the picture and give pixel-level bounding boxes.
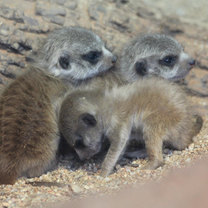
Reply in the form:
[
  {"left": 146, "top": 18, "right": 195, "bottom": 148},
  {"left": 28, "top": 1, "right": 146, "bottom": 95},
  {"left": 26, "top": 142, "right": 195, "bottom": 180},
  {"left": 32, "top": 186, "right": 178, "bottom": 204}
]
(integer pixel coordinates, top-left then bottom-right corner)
[{"left": 0, "top": 0, "right": 208, "bottom": 207}]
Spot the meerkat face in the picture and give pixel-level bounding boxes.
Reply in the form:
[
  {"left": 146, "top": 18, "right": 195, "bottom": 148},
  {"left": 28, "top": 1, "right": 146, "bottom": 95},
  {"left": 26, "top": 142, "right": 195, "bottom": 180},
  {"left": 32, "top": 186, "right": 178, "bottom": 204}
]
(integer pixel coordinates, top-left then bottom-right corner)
[
  {"left": 71, "top": 113, "right": 104, "bottom": 161},
  {"left": 120, "top": 34, "right": 195, "bottom": 82},
  {"left": 59, "top": 92, "right": 104, "bottom": 161},
  {"left": 35, "top": 27, "right": 117, "bottom": 84},
  {"left": 61, "top": 111, "right": 103, "bottom": 161}
]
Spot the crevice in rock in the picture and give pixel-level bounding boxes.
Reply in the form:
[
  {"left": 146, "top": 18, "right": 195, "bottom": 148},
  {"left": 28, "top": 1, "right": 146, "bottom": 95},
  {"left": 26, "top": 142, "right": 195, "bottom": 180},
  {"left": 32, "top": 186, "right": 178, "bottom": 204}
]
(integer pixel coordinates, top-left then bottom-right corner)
[
  {"left": 18, "top": 42, "right": 32, "bottom": 51},
  {"left": 0, "top": 69, "right": 16, "bottom": 79},
  {"left": 110, "top": 21, "right": 128, "bottom": 32},
  {"left": 197, "top": 62, "right": 208, "bottom": 71},
  {"left": 185, "top": 87, "right": 208, "bottom": 97},
  {"left": 0, "top": 41, "right": 21, "bottom": 54},
  {"left": 7, "top": 60, "right": 25, "bottom": 68}
]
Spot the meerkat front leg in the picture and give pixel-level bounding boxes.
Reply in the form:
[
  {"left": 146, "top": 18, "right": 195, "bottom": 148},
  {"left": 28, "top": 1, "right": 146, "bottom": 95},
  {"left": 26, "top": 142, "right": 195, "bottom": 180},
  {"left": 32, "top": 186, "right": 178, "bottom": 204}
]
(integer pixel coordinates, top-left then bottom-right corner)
[
  {"left": 142, "top": 133, "right": 164, "bottom": 170},
  {"left": 101, "top": 125, "right": 131, "bottom": 177}
]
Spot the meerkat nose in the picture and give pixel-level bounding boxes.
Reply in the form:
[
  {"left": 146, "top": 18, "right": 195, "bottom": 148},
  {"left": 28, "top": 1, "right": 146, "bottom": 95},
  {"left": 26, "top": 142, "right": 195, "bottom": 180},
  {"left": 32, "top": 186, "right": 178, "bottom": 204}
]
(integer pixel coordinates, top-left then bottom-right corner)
[
  {"left": 189, "top": 59, "right": 196, "bottom": 66},
  {"left": 74, "top": 134, "right": 85, "bottom": 148},
  {"left": 111, "top": 56, "right": 117, "bottom": 64}
]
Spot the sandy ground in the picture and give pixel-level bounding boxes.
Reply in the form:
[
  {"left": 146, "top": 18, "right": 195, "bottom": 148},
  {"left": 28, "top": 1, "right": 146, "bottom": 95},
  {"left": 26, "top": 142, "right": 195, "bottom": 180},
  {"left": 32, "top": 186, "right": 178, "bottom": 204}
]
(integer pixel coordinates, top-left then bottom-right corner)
[{"left": 0, "top": 0, "right": 208, "bottom": 207}]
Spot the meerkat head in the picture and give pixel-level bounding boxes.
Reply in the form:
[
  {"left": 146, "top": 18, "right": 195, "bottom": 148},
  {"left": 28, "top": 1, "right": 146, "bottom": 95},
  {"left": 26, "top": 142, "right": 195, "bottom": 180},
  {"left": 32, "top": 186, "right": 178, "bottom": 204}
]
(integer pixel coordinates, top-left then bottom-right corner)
[
  {"left": 33, "top": 27, "right": 116, "bottom": 84},
  {"left": 71, "top": 112, "right": 104, "bottom": 161},
  {"left": 59, "top": 91, "right": 104, "bottom": 161},
  {"left": 119, "top": 34, "right": 195, "bottom": 82}
]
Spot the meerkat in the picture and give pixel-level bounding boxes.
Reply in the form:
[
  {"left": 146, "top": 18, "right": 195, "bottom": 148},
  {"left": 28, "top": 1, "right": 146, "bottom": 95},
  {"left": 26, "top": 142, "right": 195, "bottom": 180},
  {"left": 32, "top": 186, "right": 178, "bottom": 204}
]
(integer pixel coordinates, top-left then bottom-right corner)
[
  {"left": 119, "top": 34, "right": 196, "bottom": 83},
  {"left": 78, "top": 34, "right": 196, "bottom": 91},
  {"left": 0, "top": 26, "right": 117, "bottom": 185},
  {"left": 59, "top": 77, "right": 202, "bottom": 176},
  {"left": 118, "top": 34, "right": 208, "bottom": 97},
  {"left": 59, "top": 33, "right": 202, "bottom": 158},
  {"left": 77, "top": 34, "right": 196, "bottom": 91}
]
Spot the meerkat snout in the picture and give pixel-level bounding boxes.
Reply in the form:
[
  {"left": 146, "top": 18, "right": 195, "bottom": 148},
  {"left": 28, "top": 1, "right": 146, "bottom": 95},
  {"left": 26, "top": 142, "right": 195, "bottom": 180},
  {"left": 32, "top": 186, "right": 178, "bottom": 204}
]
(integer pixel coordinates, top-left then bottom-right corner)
[
  {"left": 74, "top": 134, "right": 85, "bottom": 149},
  {"left": 119, "top": 34, "right": 195, "bottom": 82},
  {"left": 73, "top": 131, "right": 102, "bottom": 161},
  {"left": 111, "top": 55, "right": 117, "bottom": 64},
  {"left": 134, "top": 60, "right": 147, "bottom": 76},
  {"left": 188, "top": 58, "right": 196, "bottom": 68},
  {"left": 73, "top": 133, "right": 88, "bottom": 161},
  {"left": 73, "top": 112, "right": 102, "bottom": 160}
]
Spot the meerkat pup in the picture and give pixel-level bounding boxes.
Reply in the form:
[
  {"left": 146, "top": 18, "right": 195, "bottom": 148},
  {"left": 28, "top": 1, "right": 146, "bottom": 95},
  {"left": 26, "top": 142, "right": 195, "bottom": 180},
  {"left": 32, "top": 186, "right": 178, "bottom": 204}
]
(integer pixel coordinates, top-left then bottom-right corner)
[
  {"left": 77, "top": 33, "right": 195, "bottom": 91},
  {"left": 59, "top": 77, "right": 202, "bottom": 177},
  {"left": 119, "top": 34, "right": 196, "bottom": 82},
  {"left": 59, "top": 33, "right": 202, "bottom": 158},
  {"left": 0, "top": 26, "right": 116, "bottom": 185}
]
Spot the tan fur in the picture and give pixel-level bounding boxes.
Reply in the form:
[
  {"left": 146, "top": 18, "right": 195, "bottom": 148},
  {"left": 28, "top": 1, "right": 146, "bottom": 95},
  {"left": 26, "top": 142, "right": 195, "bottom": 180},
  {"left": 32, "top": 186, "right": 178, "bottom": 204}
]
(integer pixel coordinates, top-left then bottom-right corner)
[
  {"left": 0, "top": 63, "right": 120, "bottom": 186},
  {"left": 59, "top": 77, "right": 202, "bottom": 176},
  {"left": 77, "top": 69, "right": 123, "bottom": 91},
  {"left": 0, "top": 26, "right": 119, "bottom": 184},
  {"left": 0, "top": 67, "right": 68, "bottom": 184},
  {"left": 0, "top": 68, "right": 120, "bottom": 185},
  {"left": 59, "top": 34, "right": 200, "bottom": 155}
]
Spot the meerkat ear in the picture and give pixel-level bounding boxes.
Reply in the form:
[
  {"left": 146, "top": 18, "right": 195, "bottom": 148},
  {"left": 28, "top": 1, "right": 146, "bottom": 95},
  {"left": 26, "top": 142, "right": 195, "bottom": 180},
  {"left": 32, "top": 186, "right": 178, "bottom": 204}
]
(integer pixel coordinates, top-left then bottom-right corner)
[{"left": 134, "top": 59, "right": 148, "bottom": 76}]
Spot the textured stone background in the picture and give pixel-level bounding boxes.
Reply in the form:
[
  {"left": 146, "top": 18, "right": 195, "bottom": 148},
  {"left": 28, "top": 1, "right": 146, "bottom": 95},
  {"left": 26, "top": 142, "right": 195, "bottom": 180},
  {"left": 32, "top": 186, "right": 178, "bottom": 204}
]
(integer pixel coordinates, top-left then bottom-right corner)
[{"left": 0, "top": 0, "right": 208, "bottom": 97}]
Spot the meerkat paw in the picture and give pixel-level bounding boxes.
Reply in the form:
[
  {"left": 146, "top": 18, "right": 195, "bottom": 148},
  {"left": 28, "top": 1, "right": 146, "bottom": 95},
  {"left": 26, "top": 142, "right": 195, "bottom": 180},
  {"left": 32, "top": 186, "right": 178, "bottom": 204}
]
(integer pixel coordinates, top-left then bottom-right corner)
[
  {"left": 100, "top": 170, "right": 110, "bottom": 177},
  {"left": 141, "top": 160, "right": 164, "bottom": 170},
  {"left": 100, "top": 168, "right": 112, "bottom": 177}
]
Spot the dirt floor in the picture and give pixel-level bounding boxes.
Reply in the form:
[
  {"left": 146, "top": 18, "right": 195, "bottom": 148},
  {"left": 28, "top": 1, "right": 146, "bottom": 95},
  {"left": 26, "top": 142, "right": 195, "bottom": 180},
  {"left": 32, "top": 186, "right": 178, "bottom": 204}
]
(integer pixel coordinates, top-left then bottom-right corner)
[{"left": 0, "top": 0, "right": 208, "bottom": 207}]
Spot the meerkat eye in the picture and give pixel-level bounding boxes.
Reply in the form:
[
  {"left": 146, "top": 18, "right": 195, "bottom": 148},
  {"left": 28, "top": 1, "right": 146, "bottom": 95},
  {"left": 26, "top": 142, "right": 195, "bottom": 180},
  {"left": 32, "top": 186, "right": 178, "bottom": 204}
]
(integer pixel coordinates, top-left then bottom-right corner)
[
  {"left": 81, "top": 113, "right": 97, "bottom": 127},
  {"left": 135, "top": 61, "right": 147, "bottom": 76},
  {"left": 59, "top": 54, "right": 70, "bottom": 69},
  {"left": 159, "top": 55, "right": 178, "bottom": 67},
  {"left": 82, "top": 51, "right": 102, "bottom": 65}
]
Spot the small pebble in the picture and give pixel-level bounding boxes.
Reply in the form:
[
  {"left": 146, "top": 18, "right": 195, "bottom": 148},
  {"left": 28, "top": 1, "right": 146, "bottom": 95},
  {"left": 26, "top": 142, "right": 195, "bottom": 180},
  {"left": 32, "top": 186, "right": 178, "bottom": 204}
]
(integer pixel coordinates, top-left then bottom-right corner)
[{"left": 71, "top": 184, "right": 83, "bottom": 194}]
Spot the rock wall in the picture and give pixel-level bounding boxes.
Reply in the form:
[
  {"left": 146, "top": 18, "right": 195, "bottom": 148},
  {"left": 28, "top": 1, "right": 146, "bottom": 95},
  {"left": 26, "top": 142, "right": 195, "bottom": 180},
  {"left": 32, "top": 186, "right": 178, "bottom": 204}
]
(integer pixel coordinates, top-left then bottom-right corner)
[{"left": 0, "top": 0, "right": 208, "bottom": 95}]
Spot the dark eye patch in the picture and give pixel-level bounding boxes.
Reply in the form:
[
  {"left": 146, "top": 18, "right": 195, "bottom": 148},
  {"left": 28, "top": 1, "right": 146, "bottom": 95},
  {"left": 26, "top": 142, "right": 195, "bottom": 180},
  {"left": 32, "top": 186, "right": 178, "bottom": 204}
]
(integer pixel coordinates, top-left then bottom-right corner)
[
  {"left": 82, "top": 51, "right": 102, "bottom": 65},
  {"left": 135, "top": 60, "right": 147, "bottom": 76},
  {"left": 159, "top": 55, "right": 178, "bottom": 67},
  {"left": 81, "top": 113, "right": 97, "bottom": 127},
  {"left": 59, "top": 54, "right": 70, "bottom": 69}
]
